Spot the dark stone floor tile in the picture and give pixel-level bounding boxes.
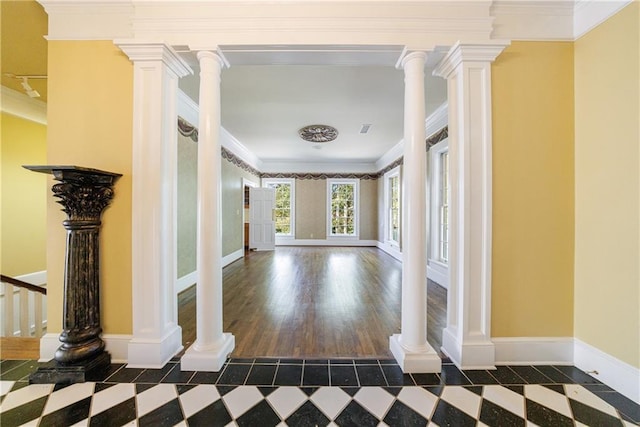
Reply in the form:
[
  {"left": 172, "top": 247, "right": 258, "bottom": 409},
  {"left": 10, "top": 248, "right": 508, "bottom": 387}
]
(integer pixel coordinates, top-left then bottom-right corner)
[
  {"left": 189, "top": 370, "right": 221, "bottom": 384},
  {"left": 330, "top": 359, "right": 355, "bottom": 365},
  {"left": 0, "top": 395, "right": 48, "bottom": 427},
  {"left": 138, "top": 398, "right": 184, "bottom": 427},
  {"left": 161, "top": 364, "right": 195, "bottom": 384},
  {"left": 508, "top": 366, "right": 553, "bottom": 384},
  {"left": 0, "top": 360, "right": 29, "bottom": 374},
  {"left": 356, "top": 365, "right": 387, "bottom": 386},
  {"left": 334, "top": 400, "right": 379, "bottom": 427},
  {"left": 330, "top": 365, "right": 358, "bottom": 387},
  {"left": 105, "top": 367, "right": 144, "bottom": 383},
  {"left": 134, "top": 362, "right": 177, "bottom": 383},
  {"left": 245, "top": 364, "right": 277, "bottom": 386},
  {"left": 89, "top": 396, "right": 137, "bottom": 427},
  {"left": 187, "top": 399, "right": 232, "bottom": 427},
  {"left": 228, "top": 358, "right": 254, "bottom": 364},
  {"left": 236, "top": 399, "right": 280, "bottom": 427},
  {"left": 381, "top": 364, "right": 415, "bottom": 386},
  {"left": 491, "top": 366, "right": 525, "bottom": 385},
  {"left": 39, "top": 396, "right": 92, "bottom": 427},
  {"left": 274, "top": 364, "right": 302, "bottom": 386},
  {"left": 440, "top": 364, "right": 471, "bottom": 385},
  {"left": 553, "top": 365, "right": 602, "bottom": 384},
  {"left": 479, "top": 398, "right": 526, "bottom": 427},
  {"left": 534, "top": 366, "right": 574, "bottom": 384},
  {"left": 431, "top": 399, "right": 476, "bottom": 427},
  {"left": 279, "top": 359, "right": 304, "bottom": 365},
  {"left": 0, "top": 360, "right": 39, "bottom": 381},
  {"left": 525, "top": 398, "right": 573, "bottom": 427},
  {"left": 412, "top": 372, "right": 442, "bottom": 386},
  {"left": 593, "top": 391, "right": 640, "bottom": 423},
  {"left": 378, "top": 359, "right": 399, "bottom": 365},
  {"left": 254, "top": 358, "right": 280, "bottom": 364},
  {"left": 303, "top": 365, "right": 329, "bottom": 386},
  {"left": 383, "top": 400, "right": 428, "bottom": 427},
  {"left": 463, "top": 369, "right": 499, "bottom": 385},
  {"left": 86, "top": 363, "right": 125, "bottom": 382},
  {"left": 286, "top": 400, "right": 331, "bottom": 427},
  {"left": 355, "top": 359, "right": 380, "bottom": 365},
  {"left": 305, "top": 359, "right": 328, "bottom": 365},
  {"left": 217, "top": 364, "right": 251, "bottom": 385},
  {"left": 569, "top": 396, "right": 625, "bottom": 427}
]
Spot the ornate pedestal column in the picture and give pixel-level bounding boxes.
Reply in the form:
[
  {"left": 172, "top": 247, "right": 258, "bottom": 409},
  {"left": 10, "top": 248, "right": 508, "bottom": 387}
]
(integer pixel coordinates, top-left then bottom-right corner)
[{"left": 26, "top": 165, "right": 121, "bottom": 384}]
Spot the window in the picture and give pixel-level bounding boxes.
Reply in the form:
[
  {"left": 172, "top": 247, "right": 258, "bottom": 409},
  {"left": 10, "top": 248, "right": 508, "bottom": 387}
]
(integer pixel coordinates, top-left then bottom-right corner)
[
  {"left": 438, "top": 151, "right": 449, "bottom": 262},
  {"left": 383, "top": 166, "right": 401, "bottom": 245},
  {"left": 263, "top": 178, "right": 295, "bottom": 237},
  {"left": 327, "top": 179, "right": 359, "bottom": 237}
]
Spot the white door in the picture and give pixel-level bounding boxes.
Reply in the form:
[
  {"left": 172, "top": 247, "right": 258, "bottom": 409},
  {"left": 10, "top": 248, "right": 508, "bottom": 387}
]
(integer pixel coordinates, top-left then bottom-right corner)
[{"left": 249, "top": 187, "right": 276, "bottom": 250}]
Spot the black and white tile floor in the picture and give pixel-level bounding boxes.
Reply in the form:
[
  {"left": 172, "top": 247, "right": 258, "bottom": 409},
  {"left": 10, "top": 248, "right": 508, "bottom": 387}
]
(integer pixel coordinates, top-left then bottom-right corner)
[{"left": 1, "top": 358, "right": 639, "bottom": 426}]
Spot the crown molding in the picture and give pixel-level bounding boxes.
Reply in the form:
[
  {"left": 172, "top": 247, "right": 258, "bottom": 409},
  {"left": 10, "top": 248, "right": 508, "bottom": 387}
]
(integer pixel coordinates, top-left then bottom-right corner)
[
  {"left": 0, "top": 86, "right": 47, "bottom": 125},
  {"left": 221, "top": 128, "right": 263, "bottom": 172},
  {"left": 433, "top": 41, "right": 511, "bottom": 79},
  {"left": 573, "top": 0, "right": 633, "bottom": 39},
  {"left": 177, "top": 89, "right": 199, "bottom": 127},
  {"left": 491, "top": 0, "right": 575, "bottom": 40},
  {"left": 260, "top": 160, "right": 378, "bottom": 175},
  {"left": 426, "top": 101, "right": 448, "bottom": 138},
  {"left": 114, "top": 41, "right": 193, "bottom": 77}
]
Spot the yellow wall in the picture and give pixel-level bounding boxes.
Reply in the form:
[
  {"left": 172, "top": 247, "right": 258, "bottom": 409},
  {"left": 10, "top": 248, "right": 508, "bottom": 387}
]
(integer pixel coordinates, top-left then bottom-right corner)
[
  {"left": 574, "top": 3, "right": 639, "bottom": 368},
  {"left": 492, "top": 42, "right": 575, "bottom": 336},
  {"left": 1, "top": 113, "right": 47, "bottom": 277},
  {"left": 46, "top": 41, "right": 133, "bottom": 334}
]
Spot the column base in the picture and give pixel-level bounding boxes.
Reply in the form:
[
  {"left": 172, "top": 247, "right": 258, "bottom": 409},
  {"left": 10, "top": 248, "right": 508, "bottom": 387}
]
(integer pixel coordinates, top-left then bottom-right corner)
[
  {"left": 442, "top": 327, "right": 496, "bottom": 370},
  {"left": 389, "top": 334, "right": 442, "bottom": 373},
  {"left": 181, "top": 333, "right": 235, "bottom": 372},
  {"left": 127, "top": 325, "right": 183, "bottom": 369},
  {"left": 30, "top": 351, "right": 111, "bottom": 385}
]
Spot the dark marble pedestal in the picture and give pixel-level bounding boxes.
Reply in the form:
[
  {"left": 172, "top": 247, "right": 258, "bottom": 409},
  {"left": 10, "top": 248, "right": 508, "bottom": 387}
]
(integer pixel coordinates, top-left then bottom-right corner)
[{"left": 24, "top": 166, "right": 121, "bottom": 384}]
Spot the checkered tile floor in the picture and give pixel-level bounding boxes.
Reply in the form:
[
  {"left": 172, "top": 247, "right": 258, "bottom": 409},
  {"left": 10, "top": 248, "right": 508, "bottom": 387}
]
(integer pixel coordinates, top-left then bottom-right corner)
[{"left": 1, "top": 358, "right": 639, "bottom": 426}]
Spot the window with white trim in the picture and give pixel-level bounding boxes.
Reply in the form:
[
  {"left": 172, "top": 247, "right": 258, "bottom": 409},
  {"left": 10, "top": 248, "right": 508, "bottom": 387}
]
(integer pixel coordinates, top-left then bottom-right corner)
[
  {"left": 327, "top": 179, "right": 359, "bottom": 237},
  {"left": 383, "top": 166, "right": 401, "bottom": 245},
  {"left": 438, "top": 151, "right": 449, "bottom": 262},
  {"left": 263, "top": 178, "right": 295, "bottom": 237},
  {"left": 427, "top": 138, "right": 449, "bottom": 287}
]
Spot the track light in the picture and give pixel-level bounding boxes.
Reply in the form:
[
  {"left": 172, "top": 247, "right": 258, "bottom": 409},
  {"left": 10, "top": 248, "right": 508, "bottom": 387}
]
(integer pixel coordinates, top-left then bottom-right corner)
[{"left": 20, "top": 77, "right": 40, "bottom": 98}]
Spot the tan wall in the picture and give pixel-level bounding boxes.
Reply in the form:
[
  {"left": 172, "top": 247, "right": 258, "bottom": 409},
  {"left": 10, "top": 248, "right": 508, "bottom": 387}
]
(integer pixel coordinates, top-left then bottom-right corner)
[
  {"left": 359, "top": 179, "right": 378, "bottom": 240},
  {"left": 221, "top": 160, "right": 260, "bottom": 256},
  {"left": 492, "top": 41, "right": 575, "bottom": 337},
  {"left": 574, "top": 3, "right": 639, "bottom": 368},
  {"left": 1, "top": 113, "right": 47, "bottom": 277},
  {"left": 295, "top": 179, "right": 327, "bottom": 239},
  {"left": 177, "top": 133, "right": 197, "bottom": 277},
  {"left": 47, "top": 41, "right": 133, "bottom": 334}
]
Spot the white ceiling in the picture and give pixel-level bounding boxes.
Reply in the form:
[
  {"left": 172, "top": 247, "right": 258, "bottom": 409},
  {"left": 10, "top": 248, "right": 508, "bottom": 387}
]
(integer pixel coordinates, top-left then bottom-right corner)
[{"left": 178, "top": 47, "right": 448, "bottom": 168}]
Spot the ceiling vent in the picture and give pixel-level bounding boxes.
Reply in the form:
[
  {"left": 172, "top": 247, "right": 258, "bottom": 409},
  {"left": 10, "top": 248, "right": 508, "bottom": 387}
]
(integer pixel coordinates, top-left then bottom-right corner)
[{"left": 359, "top": 124, "right": 372, "bottom": 134}]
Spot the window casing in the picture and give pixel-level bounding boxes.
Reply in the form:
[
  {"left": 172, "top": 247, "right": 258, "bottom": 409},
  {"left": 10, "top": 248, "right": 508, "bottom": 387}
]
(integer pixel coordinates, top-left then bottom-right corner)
[
  {"left": 438, "top": 151, "right": 449, "bottom": 262},
  {"left": 263, "top": 178, "right": 295, "bottom": 237},
  {"left": 383, "top": 166, "right": 401, "bottom": 246},
  {"left": 327, "top": 179, "right": 359, "bottom": 238}
]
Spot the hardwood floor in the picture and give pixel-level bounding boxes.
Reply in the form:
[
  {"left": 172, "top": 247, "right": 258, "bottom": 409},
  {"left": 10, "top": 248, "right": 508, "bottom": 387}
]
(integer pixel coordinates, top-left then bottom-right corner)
[{"left": 178, "top": 246, "right": 447, "bottom": 359}]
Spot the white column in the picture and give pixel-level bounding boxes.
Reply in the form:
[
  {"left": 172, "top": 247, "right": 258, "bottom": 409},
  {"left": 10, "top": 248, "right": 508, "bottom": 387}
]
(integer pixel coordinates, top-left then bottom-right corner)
[
  {"left": 181, "top": 50, "right": 235, "bottom": 372},
  {"left": 433, "top": 41, "right": 508, "bottom": 369},
  {"left": 116, "top": 42, "right": 192, "bottom": 368},
  {"left": 389, "top": 51, "right": 441, "bottom": 373}
]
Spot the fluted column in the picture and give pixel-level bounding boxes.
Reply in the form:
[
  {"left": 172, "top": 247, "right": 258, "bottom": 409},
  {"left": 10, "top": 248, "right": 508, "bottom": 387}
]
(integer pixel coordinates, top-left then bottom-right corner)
[
  {"left": 389, "top": 51, "right": 441, "bottom": 373},
  {"left": 181, "top": 50, "right": 235, "bottom": 372},
  {"left": 433, "top": 41, "right": 508, "bottom": 369}
]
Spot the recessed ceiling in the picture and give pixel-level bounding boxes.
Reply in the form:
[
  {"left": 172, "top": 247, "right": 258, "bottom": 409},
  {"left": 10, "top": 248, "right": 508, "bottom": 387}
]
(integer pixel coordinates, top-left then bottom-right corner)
[{"left": 180, "top": 52, "right": 447, "bottom": 167}]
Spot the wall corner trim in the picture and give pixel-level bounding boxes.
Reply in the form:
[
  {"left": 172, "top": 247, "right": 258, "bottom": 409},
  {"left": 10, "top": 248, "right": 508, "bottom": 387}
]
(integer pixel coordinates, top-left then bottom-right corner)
[{"left": 574, "top": 338, "right": 640, "bottom": 403}]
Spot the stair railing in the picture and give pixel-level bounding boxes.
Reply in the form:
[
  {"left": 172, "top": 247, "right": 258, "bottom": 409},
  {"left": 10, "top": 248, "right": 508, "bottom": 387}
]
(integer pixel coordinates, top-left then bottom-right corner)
[{"left": 0, "top": 274, "right": 47, "bottom": 338}]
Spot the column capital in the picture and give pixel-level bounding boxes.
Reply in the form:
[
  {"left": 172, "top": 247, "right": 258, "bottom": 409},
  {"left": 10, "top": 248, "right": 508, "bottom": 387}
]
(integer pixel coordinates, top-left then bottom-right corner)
[
  {"left": 396, "top": 50, "right": 427, "bottom": 70},
  {"left": 114, "top": 41, "right": 193, "bottom": 78},
  {"left": 433, "top": 41, "right": 510, "bottom": 79},
  {"left": 194, "top": 48, "right": 230, "bottom": 69}
]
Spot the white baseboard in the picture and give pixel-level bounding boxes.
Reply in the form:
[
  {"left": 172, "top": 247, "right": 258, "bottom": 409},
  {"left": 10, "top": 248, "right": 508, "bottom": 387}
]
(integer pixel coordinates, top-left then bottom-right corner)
[
  {"left": 222, "top": 248, "right": 244, "bottom": 267},
  {"left": 279, "top": 239, "right": 378, "bottom": 247},
  {"left": 442, "top": 328, "right": 496, "bottom": 369},
  {"left": 376, "top": 241, "right": 403, "bottom": 261},
  {"left": 427, "top": 260, "right": 448, "bottom": 289},
  {"left": 40, "top": 333, "right": 132, "bottom": 364},
  {"left": 176, "top": 271, "right": 197, "bottom": 294},
  {"left": 493, "top": 337, "right": 574, "bottom": 365},
  {"left": 574, "top": 338, "right": 640, "bottom": 403}
]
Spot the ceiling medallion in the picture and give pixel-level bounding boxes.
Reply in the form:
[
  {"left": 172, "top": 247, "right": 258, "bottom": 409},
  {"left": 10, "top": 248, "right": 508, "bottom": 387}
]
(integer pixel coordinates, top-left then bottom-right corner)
[{"left": 298, "top": 124, "right": 338, "bottom": 143}]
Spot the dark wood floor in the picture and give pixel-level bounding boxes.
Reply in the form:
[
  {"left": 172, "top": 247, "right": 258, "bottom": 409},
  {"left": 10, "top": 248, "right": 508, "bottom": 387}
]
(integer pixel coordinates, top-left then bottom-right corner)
[{"left": 178, "top": 247, "right": 447, "bottom": 359}]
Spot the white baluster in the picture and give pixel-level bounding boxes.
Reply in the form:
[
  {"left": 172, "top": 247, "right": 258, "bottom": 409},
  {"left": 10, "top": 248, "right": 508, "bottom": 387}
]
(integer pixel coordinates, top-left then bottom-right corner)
[
  {"left": 35, "top": 293, "right": 43, "bottom": 337},
  {"left": 19, "top": 288, "right": 29, "bottom": 336}
]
